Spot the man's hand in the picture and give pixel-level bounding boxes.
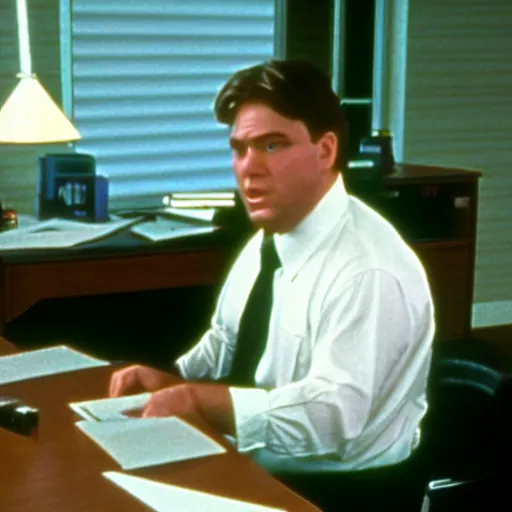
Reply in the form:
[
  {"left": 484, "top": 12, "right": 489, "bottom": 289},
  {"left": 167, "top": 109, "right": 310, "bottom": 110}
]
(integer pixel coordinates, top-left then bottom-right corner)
[
  {"left": 139, "top": 384, "right": 202, "bottom": 423},
  {"left": 137, "top": 382, "right": 236, "bottom": 437},
  {"left": 108, "top": 364, "right": 182, "bottom": 397}
]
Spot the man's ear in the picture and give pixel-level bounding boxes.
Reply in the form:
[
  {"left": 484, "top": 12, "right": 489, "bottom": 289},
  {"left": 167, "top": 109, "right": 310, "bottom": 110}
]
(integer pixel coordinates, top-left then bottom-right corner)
[{"left": 317, "top": 131, "right": 338, "bottom": 171}]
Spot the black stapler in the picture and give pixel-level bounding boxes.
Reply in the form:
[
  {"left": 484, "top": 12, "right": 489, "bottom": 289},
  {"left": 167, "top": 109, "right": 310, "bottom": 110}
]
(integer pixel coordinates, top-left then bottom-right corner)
[{"left": 0, "top": 397, "right": 39, "bottom": 437}]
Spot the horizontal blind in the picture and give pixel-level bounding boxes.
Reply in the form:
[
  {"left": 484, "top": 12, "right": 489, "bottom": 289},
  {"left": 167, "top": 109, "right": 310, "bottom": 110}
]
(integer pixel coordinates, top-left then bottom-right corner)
[{"left": 71, "top": 0, "right": 275, "bottom": 209}]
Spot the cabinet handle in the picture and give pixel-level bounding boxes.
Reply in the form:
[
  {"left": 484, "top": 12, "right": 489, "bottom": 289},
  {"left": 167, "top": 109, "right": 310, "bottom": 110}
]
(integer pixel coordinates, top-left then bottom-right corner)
[
  {"left": 382, "top": 190, "right": 400, "bottom": 199},
  {"left": 454, "top": 196, "right": 470, "bottom": 208}
]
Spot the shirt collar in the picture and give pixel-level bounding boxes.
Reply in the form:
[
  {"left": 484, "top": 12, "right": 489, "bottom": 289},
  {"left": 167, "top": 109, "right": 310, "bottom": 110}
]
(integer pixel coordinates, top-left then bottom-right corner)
[{"left": 273, "top": 174, "right": 349, "bottom": 279}]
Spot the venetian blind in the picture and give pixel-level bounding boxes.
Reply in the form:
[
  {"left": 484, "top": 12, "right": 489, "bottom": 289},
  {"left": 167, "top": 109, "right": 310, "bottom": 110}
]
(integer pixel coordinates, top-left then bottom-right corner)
[{"left": 69, "top": 0, "right": 276, "bottom": 209}]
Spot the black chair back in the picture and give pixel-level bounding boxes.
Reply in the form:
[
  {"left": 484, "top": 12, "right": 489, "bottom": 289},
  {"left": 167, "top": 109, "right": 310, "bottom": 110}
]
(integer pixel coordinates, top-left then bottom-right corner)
[{"left": 420, "top": 357, "right": 503, "bottom": 481}]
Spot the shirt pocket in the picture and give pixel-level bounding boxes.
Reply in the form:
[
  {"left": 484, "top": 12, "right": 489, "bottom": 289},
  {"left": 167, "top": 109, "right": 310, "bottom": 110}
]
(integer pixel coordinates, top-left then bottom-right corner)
[
  {"left": 271, "top": 284, "right": 311, "bottom": 385},
  {"left": 271, "top": 328, "right": 312, "bottom": 385}
]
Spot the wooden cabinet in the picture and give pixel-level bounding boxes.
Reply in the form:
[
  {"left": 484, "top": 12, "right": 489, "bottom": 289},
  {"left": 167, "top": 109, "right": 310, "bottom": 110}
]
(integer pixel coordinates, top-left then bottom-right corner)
[
  {"left": 0, "top": 163, "right": 481, "bottom": 343},
  {"left": 347, "top": 163, "right": 481, "bottom": 341}
]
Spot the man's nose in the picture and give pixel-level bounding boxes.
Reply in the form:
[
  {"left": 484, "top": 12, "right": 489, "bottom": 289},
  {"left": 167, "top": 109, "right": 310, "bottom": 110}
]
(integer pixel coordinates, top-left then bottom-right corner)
[{"left": 238, "top": 146, "right": 264, "bottom": 174}]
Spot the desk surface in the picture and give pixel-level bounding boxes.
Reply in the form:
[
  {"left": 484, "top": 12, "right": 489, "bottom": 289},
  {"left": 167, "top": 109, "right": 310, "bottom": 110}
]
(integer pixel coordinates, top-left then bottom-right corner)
[
  {"left": 0, "top": 163, "right": 480, "bottom": 266},
  {"left": 0, "top": 228, "right": 241, "bottom": 330},
  {"left": 0, "top": 220, "right": 246, "bottom": 265},
  {"left": 0, "top": 337, "right": 319, "bottom": 512}
]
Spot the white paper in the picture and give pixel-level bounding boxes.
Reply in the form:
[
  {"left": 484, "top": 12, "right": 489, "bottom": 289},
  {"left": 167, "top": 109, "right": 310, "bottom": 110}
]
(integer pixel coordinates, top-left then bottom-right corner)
[
  {"left": 0, "top": 216, "right": 140, "bottom": 250},
  {"left": 104, "top": 471, "right": 286, "bottom": 512},
  {"left": 76, "top": 416, "right": 226, "bottom": 470},
  {"left": 0, "top": 345, "right": 109, "bottom": 385},
  {"left": 161, "top": 207, "right": 217, "bottom": 223},
  {"left": 170, "top": 192, "right": 235, "bottom": 200},
  {"left": 170, "top": 199, "right": 235, "bottom": 208},
  {"left": 131, "top": 217, "right": 218, "bottom": 242},
  {"left": 15, "top": 213, "right": 41, "bottom": 229},
  {"left": 69, "top": 392, "right": 152, "bottom": 421}
]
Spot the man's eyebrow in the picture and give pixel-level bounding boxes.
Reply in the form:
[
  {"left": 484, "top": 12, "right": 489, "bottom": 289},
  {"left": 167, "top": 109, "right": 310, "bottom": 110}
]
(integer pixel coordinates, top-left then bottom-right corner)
[{"left": 229, "top": 131, "right": 289, "bottom": 147}]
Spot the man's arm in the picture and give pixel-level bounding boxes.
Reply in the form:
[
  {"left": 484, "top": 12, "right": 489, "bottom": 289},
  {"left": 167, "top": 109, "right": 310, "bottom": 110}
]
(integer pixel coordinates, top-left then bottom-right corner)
[
  {"left": 189, "top": 382, "right": 236, "bottom": 436},
  {"left": 140, "top": 382, "right": 236, "bottom": 437},
  {"left": 229, "top": 269, "right": 433, "bottom": 457},
  {"left": 176, "top": 234, "right": 260, "bottom": 382}
]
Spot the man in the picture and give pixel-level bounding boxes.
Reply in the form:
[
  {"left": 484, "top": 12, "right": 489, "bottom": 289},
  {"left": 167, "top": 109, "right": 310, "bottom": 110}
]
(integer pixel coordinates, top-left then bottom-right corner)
[{"left": 109, "top": 59, "right": 434, "bottom": 509}]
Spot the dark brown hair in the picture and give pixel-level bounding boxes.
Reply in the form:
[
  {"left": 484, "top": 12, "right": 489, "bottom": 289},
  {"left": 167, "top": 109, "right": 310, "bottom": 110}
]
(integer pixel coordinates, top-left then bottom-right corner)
[{"left": 214, "top": 59, "right": 348, "bottom": 170}]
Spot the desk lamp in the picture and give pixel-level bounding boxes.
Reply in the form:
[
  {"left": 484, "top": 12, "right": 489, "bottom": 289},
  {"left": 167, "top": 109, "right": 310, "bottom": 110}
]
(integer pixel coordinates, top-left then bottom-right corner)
[{"left": 0, "top": 0, "right": 81, "bottom": 217}]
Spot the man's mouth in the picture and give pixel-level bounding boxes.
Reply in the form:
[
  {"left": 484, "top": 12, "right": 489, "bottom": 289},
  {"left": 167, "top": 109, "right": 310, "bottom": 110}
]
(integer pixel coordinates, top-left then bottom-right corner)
[
  {"left": 242, "top": 178, "right": 267, "bottom": 200},
  {"left": 244, "top": 187, "right": 270, "bottom": 205}
]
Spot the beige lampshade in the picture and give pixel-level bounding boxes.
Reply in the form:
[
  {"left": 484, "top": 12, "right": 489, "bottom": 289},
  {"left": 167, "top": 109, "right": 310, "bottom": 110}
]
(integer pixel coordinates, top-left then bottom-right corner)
[{"left": 0, "top": 74, "right": 81, "bottom": 144}]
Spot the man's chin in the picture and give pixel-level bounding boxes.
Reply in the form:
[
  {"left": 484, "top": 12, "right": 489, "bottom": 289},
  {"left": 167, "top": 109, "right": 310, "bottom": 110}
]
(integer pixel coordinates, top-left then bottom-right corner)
[{"left": 247, "top": 209, "right": 277, "bottom": 232}]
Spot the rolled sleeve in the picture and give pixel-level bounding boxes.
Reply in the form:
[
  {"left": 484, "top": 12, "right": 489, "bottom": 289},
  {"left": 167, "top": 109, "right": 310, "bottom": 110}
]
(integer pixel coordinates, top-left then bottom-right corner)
[
  {"left": 176, "top": 325, "right": 234, "bottom": 381},
  {"left": 229, "top": 387, "right": 270, "bottom": 452},
  {"left": 230, "top": 269, "right": 418, "bottom": 461}
]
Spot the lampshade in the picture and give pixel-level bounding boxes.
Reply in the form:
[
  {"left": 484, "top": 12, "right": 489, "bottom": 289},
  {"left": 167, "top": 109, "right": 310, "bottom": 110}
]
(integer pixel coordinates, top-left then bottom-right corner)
[
  {"left": 0, "top": 74, "right": 82, "bottom": 144},
  {"left": 0, "top": 0, "right": 81, "bottom": 144}
]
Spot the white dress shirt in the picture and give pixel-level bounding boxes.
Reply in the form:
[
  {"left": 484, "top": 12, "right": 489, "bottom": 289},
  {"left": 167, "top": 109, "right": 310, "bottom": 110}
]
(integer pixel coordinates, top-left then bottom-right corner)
[{"left": 176, "top": 175, "right": 435, "bottom": 472}]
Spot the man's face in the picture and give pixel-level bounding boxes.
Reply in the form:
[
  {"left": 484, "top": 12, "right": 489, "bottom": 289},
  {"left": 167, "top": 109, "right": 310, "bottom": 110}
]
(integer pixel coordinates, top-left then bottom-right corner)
[{"left": 230, "top": 102, "right": 337, "bottom": 234}]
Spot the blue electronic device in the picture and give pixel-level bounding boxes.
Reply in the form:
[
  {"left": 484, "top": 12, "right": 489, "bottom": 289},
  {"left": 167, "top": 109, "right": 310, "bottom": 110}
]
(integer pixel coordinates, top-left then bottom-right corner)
[{"left": 36, "top": 153, "right": 109, "bottom": 222}]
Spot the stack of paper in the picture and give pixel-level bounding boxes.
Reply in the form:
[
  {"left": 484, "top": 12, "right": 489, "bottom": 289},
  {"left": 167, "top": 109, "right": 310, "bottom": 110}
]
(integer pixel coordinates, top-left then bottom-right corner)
[
  {"left": 0, "top": 216, "right": 140, "bottom": 250},
  {"left": 162, "top": 191, "right": 236, "bottom": 209},
  {"left": 160, "top": 207, "right": 217, "bottom": 223},
  {"left": 70, "top": 392, "right": 152, "bottom": 421},
  {"left": 104, "top": 472, "right": 286, "bottom": 512},
  {"left": 0, "top": 345, "right": 109, "bottom": 385},
  {"left": 70, "top": 394, "right": 226, "bottom": 470},
  {"left": 130, "top": 216, "right": 218, "bottom": 242},
  {"left": 71, "top": 397, "right": 285, "bottom": 511},
  {"left": 76, "top": 417, "right": 226, "bottom": 470}
]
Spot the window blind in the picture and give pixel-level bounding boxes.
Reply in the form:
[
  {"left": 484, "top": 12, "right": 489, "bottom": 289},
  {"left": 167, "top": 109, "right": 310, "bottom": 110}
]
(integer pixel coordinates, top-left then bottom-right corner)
[{"left": 69, "top": 0, "right": 275, "bottom": 209}]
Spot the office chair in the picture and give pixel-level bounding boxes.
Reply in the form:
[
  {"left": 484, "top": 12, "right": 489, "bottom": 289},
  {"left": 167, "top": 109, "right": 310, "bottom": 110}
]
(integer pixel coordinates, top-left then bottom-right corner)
[
  {"left": 418, "top": 357, "right": 502, "bottom": 481},
  {"left": 276, "top": 354, "right": 507, "bottom": 511},
  {"left": 420, "top": 477, "right": 504, "bottom": 512},
  {"left": 419, "top": 360, "right": 512, "bottom": 511}
]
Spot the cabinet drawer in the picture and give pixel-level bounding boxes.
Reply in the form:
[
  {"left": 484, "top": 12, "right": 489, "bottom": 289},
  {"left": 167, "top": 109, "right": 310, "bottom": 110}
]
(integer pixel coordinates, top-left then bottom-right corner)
[{"left": 413, "top": 242, "right": 471, "bottom": 341}]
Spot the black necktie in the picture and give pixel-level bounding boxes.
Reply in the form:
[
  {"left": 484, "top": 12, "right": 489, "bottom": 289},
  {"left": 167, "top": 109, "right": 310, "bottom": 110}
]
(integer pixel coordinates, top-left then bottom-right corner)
[{"left": 228, "top": 235, "right": 281, "bottom": 387}]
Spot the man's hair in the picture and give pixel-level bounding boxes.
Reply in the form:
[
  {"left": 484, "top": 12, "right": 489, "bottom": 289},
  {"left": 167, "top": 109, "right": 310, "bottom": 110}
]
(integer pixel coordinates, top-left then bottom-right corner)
[{"left": 214, "top": 59, "right": 349, "bottom": 171}]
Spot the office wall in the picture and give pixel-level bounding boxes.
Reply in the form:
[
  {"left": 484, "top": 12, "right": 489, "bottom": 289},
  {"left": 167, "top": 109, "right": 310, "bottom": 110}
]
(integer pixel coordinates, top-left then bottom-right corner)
[
  {"left": 2, "top": 0, "right": 510, "bottom": 326},
  {"left": 0, "top": 0, "right": 335, "bottom": 215},
  {"left": 397, "top": 0, "right": 512, "bottom": 326},
  {"left": 0, "top": 0, "right": 65, "bottom": 214}
]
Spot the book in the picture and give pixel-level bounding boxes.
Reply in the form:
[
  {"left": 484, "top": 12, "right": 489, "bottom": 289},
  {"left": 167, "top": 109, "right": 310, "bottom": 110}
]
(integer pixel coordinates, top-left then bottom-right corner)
[{"left": 162, "top": 191, "right": 236, "bottom": 209}]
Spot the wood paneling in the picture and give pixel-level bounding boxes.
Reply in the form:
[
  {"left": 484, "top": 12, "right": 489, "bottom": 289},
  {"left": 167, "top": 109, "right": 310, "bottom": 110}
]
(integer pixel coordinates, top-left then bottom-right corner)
[
  {"left": 403, "top": 0, "right": 512, "bottom": 304},
  {"left": 415, "top": 242, "right": 471, "bottom": 341},
  {"left": 3, "top": 248, "right": 229, "bottom": 325}
]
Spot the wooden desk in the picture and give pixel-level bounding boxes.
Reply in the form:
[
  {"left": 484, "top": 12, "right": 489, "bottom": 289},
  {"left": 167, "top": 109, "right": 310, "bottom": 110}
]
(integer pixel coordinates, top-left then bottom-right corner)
[
  {"left": 0, "top": 229, "right": 240, "bottom": 335},
  {"left": 0, "top": 337, "right": 319, "bottom": 512},
  {"left": 0, "top": 163, "right": 481, "bottom": 341},
  {"left": 0, "top": 335, "right": 17, "bottom": 354}
]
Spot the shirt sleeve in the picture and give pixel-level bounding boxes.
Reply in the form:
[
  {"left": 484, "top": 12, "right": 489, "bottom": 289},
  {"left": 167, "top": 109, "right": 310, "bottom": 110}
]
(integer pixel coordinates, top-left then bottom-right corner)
[
  {"left": 175, "top": 232, "right": 262, "bottom": 382},
  {"left": 175, "top": 322, "right": 234, "bottom": 381},
  {"left": 174, "top": 265, "right": 237, "bottom": 381},
  {"left": 230, "top": 269, "right": 422, "bottom": 457}
]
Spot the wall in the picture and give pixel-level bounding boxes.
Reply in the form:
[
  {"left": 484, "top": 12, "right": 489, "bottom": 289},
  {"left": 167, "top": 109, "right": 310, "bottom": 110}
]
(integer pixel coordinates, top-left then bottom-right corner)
[
  {"left": 388, "top": 0, "right": 512, "bottom": 327},
  {"left": 0, "top": 0, "right": 66, "bottom": 214},
  {"left": 2, "top": 0, "right": 510, "bottom": 327}
]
